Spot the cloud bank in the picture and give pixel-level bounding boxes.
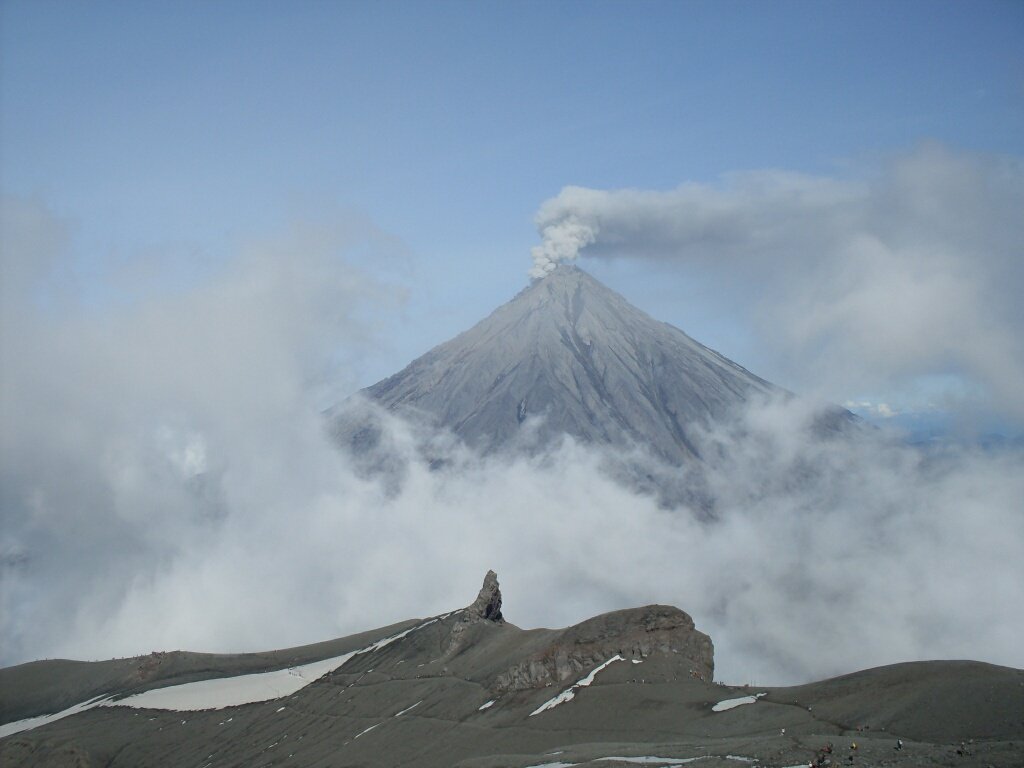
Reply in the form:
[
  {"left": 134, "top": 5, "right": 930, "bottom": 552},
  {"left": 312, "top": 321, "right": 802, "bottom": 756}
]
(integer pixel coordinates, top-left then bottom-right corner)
[
  {"left": 530, "top": 144, "right": 1024, "bottom": 423},
  {"left": 2, "top": 194, "right": 1023, "bottom": 686}
]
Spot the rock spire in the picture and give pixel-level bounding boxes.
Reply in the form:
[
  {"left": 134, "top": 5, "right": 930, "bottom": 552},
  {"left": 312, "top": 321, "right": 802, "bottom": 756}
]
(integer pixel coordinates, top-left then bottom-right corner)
[{"left": 469, "top": 570, "right": 503, "bottom": 623}]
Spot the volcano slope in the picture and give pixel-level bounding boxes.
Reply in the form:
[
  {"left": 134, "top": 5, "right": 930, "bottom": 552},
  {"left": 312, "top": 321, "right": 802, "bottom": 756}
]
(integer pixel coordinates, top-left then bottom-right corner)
[
  {"left": 333, "top": 266, "right": 856, "bottom": 507},
  {"left": 337, "top": 265, "right": 784, "bottom": 468},
  {"left": 2, "top": 573, "right": 1021, "bottom": 768}
]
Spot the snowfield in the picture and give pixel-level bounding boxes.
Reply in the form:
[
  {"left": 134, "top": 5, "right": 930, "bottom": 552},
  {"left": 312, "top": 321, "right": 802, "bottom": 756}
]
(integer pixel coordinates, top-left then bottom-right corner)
[
  {"left": 528, "top": 755, "right": 761, "bottom": 767},
  {"left": 0, "top": 695, "right": 112, "bottom": 739},
  {"left": 1, "top": 618, "right": 444, "bottom": 735},
  {"left": 711, "top": 693, "right": 766, "bottom": 712},
  {"left": 596, "top": 757, "right": 696, "bottom": 764},
  {"left": 108, "top": 650, "right": 358, "bottom": 711},
  {"left": 112, "top": 619, "right": 441, "bottom": 711},
  {"left": 530, "top": 655, "right": 624, "bottom": 716}
]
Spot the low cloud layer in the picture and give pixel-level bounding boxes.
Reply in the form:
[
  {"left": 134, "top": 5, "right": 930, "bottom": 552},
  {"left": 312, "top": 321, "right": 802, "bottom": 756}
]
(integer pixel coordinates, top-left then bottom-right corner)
[
  {"left": 531, "top": 144, "right": 1024, "bottom": 423},
  {"left": 2, "top": 194, "right": 1023, "bottom": 686}
]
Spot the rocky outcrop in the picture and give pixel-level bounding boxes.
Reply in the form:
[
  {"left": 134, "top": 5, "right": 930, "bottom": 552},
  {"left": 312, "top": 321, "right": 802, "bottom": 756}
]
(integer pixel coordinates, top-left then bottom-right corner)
[
  {"left": 493, "top": 604, "right": 713, "bottom": 693},
  {"left": 469, "top": 570, "right": 504, "bottom": 623},
  {"left": 440, "top": 571, "right": 505, "bottom": 662}
]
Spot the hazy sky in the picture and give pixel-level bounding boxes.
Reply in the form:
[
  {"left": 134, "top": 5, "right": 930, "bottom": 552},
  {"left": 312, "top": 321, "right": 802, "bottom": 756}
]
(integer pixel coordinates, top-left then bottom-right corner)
[{"left": 2, "top": 2, "right": 1023, "bottom": 681}]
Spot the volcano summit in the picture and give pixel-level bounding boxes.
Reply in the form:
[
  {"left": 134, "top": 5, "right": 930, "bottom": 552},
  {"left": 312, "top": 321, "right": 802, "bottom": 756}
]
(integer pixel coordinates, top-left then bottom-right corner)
[{"left": 350, "top": 265, "right": 781, "bottom": 465}]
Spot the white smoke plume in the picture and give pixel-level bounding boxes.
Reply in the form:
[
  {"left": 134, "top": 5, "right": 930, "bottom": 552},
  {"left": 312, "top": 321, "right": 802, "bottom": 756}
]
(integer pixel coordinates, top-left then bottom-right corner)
[
  {"left": 529, "top": 144, "right": 1024, "bottom": 422},
  {"left": 3, "top": 194, "right": 1023, "bottom": 685},
  {"left": 529, "top": 215, "right": 599, "bottom": 278}
]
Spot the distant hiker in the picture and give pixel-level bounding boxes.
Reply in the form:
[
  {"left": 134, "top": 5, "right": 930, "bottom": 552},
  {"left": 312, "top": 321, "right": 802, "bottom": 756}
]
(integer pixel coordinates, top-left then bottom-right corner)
[{"left": 895, "top": 739, "right": 903, "bottom": 750}]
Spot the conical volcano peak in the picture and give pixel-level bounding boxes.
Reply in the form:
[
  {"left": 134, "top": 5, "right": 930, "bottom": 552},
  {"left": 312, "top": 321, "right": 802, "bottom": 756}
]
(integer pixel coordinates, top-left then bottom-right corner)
[
  {"left": 350, "top": 267, "right": 778, "bottom": 466},
  {"left": 519, "top": 262, "right": 605, "bottom": 298},
  {"left": 506, "top": 263, "right": 651, "bottom": 332},
  {"left": 530, "top": 262, "right": 583, "bottom": 280}
]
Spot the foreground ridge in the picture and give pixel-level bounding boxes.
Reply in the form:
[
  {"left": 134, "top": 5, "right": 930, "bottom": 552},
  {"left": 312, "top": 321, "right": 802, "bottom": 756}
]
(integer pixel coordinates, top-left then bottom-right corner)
[{"left": 1, "top": 572, "right": 1020, "bottom": 767}]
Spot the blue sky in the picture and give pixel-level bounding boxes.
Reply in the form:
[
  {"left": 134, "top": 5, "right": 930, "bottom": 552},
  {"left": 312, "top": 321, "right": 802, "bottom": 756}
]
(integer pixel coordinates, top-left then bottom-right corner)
[{"left": 3, "top": 0, "right": 1023, "bottom": 427}]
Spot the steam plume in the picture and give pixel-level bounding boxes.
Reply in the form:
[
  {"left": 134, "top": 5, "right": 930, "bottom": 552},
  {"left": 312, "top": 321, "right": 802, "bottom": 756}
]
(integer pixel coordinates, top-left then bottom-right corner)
[
  {"left": 527, "top": 144, "right": 1024, "bottom": 422},
  {"left": 529, "top": 211, "right": 598, "bottom": 278}
]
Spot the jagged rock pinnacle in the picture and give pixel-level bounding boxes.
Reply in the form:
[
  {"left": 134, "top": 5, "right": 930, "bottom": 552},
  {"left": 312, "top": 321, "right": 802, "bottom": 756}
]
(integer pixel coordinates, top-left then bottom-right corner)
[{"left": 469, "top": 570, "right": 503, "bottom": 622}]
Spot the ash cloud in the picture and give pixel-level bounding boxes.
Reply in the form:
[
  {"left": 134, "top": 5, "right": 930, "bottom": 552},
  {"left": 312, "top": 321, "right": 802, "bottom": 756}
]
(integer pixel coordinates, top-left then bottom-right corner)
[
  {"left": 2, "top": 194, "right": 1023, "bottom": 686},
  {"left": 530, "top": 144, "right": 1024, "bottom": 422}
]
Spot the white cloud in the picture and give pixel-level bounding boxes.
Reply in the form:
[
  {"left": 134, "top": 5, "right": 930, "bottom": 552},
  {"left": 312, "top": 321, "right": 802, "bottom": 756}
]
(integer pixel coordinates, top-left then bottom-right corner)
[
  {"left": 2, "top": 193, "right": 1022, "bottom": 689},
  {"left": 0, "top": 198, "right": 401, "bottom": 662},
  {"left": 844, "top": 400, "right": 898, "bottom": 419},
  {"left": 16, "top": 393, "right": 1024, "bottom": 686}
]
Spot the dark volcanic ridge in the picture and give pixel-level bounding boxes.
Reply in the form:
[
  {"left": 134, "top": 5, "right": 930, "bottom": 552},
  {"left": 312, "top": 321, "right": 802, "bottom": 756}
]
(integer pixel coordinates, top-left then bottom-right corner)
[{"left": 2, "top": 573, "right": 1021, "bottom": 768}]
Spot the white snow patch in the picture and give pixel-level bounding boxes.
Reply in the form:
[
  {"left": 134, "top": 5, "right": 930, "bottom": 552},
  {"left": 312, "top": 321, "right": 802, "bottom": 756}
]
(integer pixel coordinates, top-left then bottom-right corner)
[
  {"left": 357, "top": 615, "right": 440, "bottom": 655},
  {"left": 631, "top": 659, "right": 643, "bottom": 664},
  {"left": 711, "top": 692, "right": 766, "bottom": 712},
  {"left": 597, "top": 757, "right": 694, "bottom": 764},
  {"left": 529, "top": 655, "right": 624, "bottom": 716},
  {"left": 596, "top": 758, "right": 746, "bottom": 766},
  {"left": 394, "top": 700, "right": 421, "bottom": 717},
  {"left": 0, "top": 612, "right": 451, "bottom": 735},
  {"left": 525, "top": 763, "right": 576, "bottom": 768},
  {"left": 0, "top": 695, "right": 112, "bottom": 738},
  {"left": 478, "top": 699, "right": 496, "bottom": 711},
  {"left": 354, "top": 722, "right": 380, "bottom": 739},
  {"left": 107, "top": 650, "right": 358, "bottom": 711},
  {"left": 574, "top": 655, "right": 625, "bottom": 687},
  {"left": 106, "top": 618, "right": 439, "bottom": 712}
]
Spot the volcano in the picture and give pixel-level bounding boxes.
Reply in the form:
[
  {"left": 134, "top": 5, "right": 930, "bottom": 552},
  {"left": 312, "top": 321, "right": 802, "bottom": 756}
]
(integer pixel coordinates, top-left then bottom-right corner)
[{"left": 353, "top": 265, "right": 780, "bottom": 465}]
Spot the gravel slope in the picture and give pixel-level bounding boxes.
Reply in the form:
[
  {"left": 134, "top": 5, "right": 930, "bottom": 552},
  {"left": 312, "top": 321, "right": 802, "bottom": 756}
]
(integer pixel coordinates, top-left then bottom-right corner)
[{"left": 2, "top": 578, "right": 1020, "bottom": 767}]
